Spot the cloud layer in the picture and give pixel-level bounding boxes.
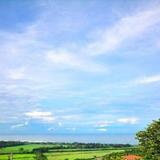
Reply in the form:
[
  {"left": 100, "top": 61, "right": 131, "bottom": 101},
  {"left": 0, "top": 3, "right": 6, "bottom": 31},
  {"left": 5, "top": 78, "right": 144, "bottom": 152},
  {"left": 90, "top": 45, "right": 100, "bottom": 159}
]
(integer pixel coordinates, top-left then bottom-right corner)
[{"left": 0, "top": 0, "right": 160, "bottom": 136}]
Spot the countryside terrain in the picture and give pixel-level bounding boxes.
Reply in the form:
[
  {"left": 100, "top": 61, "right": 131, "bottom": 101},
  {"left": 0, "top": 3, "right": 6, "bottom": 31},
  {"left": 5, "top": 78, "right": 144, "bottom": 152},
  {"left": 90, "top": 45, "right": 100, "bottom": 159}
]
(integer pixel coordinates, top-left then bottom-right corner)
[
  {"left": 1, "top": 119, "right": 160, "bottom": 160},
  {"left": 0, "top": 141, "right": 139, "bottom": 160}
]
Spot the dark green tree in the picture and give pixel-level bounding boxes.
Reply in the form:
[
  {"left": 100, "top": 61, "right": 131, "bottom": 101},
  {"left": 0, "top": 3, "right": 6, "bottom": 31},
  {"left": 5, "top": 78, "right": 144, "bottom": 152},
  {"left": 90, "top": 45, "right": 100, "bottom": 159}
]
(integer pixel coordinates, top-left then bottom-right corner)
[
  {"left": 34, "top": 151, "right": 48, "bottom": 160},
  {"left": 19, "top": 147, "right": 24, "bottom": 153},
  {"left": 136, "top": 119, "right": 160, "bottom": 160}
]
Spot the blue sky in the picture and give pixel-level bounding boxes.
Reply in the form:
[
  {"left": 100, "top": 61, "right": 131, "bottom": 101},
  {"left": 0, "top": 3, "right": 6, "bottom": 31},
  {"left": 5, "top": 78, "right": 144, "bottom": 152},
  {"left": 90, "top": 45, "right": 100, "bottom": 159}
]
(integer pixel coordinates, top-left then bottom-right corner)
[{"left": 0, "top": 0, "right": 160, "bottom": 138}]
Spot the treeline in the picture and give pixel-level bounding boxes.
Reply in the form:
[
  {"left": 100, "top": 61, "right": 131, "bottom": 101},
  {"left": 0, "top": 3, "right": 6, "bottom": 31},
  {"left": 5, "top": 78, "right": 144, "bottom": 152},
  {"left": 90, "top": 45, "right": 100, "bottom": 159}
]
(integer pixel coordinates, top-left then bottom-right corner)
[
  {"left": 33, "top": 142, "right": 132, "bottom": 149},
  {"left": 62, "top": 142, "right": 132, "bottom": 149},
  {"left": 0, "top": 141, "right": 27, "bottom": 148},
  {"left": 31, "top": 143, "right": 133, "bottom": 154},
  {"left": 32, "top": 143, "right": 132, "bottom": 154},
  {"left": 0, "top": 141, "right": 132, "bottom": 149}
]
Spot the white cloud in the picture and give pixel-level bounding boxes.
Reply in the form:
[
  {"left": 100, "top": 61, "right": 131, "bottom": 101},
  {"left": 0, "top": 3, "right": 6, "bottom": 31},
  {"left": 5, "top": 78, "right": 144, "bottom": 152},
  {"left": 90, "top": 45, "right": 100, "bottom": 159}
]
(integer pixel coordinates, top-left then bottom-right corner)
[
  {"left": 60, "top": 114, "right": 82, "bottom": 121},
  {"left": 134, "top": 75, "right": 160, "bottom": 85},
  {"left": 7, "top": 67, "right": 26, "bottom": 80},
  {"left": 25, "top": 111, "right": 55, "bottom": 123},
  {"left": 46, "top": 49, "right": 106, "bottom": 72},
  {"left": 58, "top": 122, "right": 62, "bottom": 126},
  {"left": 96, "top": 121, "right": 113, "bottom": 127},
  {"left": 11, "top": 121, "right": 28, "bottom": 129},
  {"left": 0, "top": 2, "right": 159, "bottom": 133},
  {"left": 88, "top": 7, "right": 160, "bottom": 55},
  {"left": 117, "top": 117, "right": 139, "bottom": 124},
  {"left": 97, "top": 128, "right": 107, "bottom": 132}
]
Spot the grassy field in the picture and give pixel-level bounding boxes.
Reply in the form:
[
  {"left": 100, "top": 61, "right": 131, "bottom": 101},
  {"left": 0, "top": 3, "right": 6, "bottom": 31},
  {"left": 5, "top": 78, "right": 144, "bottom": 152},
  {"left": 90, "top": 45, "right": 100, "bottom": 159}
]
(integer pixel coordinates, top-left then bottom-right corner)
[
  {"left": 0, "top": 143, "right": 125, "bottom": 160},
  {"left": 0, "top": 154, "right": 34, "bottom": 160},
  {"left": 0, "top": 144, "right": 56, "bottom": 153},
  {"left": 46, "top": 150, "right": 124, "bottom": 160},
  {"left": 0, "top": 150, "right": 124, "bottom": 160}
]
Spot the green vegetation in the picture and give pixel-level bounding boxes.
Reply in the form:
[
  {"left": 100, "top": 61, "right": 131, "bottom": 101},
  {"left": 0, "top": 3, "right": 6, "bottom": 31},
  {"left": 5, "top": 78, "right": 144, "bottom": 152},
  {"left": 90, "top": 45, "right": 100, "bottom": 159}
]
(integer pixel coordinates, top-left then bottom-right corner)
[
  {"left": 100, "top": 118, "right": 160, "bottom": 160},
  {"left": 0, "top": 142, "right": 127, "bottom": 160},
  {"left": 2, "top": 119, "right": 160, "bottom": 160},
  {"left": 0, "top": 144, "right": 55, "bottom": 154},
  {"left": 100, "top": 147, "right": 143, "bottom": 160},
  {"left": 34, "top": 152, "right": 48, "bottom": 160},
  {"left": 0, "top": 154, "right": 34, "bottom": 160},
  {"left": 0, "top": 149, "right": 125, "bottom": 160},
  {"left": 46, "top": 149, "right": 124, "bottom": 160},
  {"left": 0, "top": 142, "right": 131, "bottom": 154},
  {"left": 136, "top": 119, "right": 160, "bottom": 160}
]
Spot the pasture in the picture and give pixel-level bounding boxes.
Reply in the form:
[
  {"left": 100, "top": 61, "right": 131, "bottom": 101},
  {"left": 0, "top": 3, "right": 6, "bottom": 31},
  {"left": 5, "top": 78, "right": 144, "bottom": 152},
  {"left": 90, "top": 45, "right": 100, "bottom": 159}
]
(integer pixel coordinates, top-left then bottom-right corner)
[
  {"left": 0, "top": 143, "right": 58, "bottom": 153},
  {"left": 0, "top": 143, "right": 125, "bottom": 160},
  {"left": 46, "top": 149, "right": 124, "bottom": 160}
]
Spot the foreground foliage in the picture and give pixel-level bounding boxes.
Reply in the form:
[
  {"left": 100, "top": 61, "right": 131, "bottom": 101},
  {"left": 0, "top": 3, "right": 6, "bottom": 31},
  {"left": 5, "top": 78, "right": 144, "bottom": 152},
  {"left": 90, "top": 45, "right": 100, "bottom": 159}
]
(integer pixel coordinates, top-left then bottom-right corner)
[
  {"left": 136, "top": 119, "right": 160, "bottom": 160},
  {"left": 101, "top": 147, "right": 142, "bottom": 160}
]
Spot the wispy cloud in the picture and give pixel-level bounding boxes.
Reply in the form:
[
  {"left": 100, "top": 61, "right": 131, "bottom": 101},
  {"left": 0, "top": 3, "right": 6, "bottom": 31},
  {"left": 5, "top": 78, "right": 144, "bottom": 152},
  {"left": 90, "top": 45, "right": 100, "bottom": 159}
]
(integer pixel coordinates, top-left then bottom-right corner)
[
  {"left": 0, "top": 1, "right": 159, "bottom": 136},
  {"left": 46, "top": 49, "right": 105, "bottom": 72},
  {"left": 134, "top": 75, "right": 160, "bottom": 85},
  {"left": 58, "top": 122, "right": 62, "bottom": 126},
  {"left": 11, "top": 121, "right": 28, "bottom": 129},
  {"left": 59, "top": 114, "right": 82, "bottom": 121},
  {"left": 97, "top": 128, "right": 107, "bottom": 132},
  {"left": 7, "top": 67, "right": 26, "bottom": 80},
  {"left": 87, "top": 7, "right": 160, "bottom": 55},
  {"left": 25, "top": 111, "right": 55, "bottom": 123},
  {"left": 96, "top": 121, "right": 113, "bottom": 127},
  {"left": 117, "top": 117, "right": 139, "bottom": 124}
]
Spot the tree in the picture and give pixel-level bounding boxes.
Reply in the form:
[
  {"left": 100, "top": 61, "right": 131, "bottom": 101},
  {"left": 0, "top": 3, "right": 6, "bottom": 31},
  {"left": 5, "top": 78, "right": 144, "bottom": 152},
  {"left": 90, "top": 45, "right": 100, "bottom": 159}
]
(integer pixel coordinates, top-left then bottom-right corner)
[
  {"left": 136, "top": 119, "right": 160, "bottom": 160},
  {"left": 19, "top": 147, "right": 24, "bottom": 153},
  {"left": 34, "top": 151, "right": 48, "bottom": 160}
]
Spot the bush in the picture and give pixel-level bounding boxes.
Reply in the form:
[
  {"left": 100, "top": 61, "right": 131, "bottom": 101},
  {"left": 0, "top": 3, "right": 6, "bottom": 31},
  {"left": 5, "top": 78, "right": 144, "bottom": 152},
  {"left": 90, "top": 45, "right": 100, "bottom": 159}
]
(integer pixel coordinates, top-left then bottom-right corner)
[{"left": 136, "top": 119, "right": 160, "bottom": 160}]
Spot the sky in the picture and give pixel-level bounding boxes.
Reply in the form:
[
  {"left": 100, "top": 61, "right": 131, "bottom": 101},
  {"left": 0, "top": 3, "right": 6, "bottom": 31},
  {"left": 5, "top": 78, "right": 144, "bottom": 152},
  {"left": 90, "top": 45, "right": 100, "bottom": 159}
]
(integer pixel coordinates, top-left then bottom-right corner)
[{"left": 0, "top": 0, "right": 160, "bottom": 140}]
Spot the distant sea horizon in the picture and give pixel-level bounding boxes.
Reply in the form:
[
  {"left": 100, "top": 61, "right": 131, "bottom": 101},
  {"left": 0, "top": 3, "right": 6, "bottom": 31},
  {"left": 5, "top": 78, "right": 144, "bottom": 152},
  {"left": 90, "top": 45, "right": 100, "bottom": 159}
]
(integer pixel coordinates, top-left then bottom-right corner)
[{"left": 0, "top": 134, "right": 137, "bottom": 144}]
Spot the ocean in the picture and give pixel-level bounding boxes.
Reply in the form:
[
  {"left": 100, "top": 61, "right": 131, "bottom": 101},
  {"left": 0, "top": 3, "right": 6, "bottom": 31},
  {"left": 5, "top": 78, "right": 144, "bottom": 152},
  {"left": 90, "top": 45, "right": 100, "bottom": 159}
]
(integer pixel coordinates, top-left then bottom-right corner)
[{"left": 0, "top": 134, "right": 137, "bottom": 144}]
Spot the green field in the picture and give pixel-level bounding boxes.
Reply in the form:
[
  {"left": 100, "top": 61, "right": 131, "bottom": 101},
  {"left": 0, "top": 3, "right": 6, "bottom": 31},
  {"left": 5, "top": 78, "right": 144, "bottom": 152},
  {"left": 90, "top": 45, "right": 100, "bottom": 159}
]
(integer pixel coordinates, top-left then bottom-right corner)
[
  {"left": 0, "top": 154, "right": 34, "bottom": 160},
  {"left": 0, "top": 144, "right": 125, "bottom": 160},
  {"left": 0, "top": 150, "right": 124, "bottom": 160},
  {"left": 46, "top": 150, "right": 124, "bottom": 160},
  {"left": 0, "top": 144, "right": 57, "bottom": 153}
]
